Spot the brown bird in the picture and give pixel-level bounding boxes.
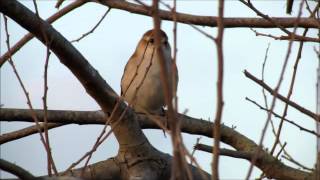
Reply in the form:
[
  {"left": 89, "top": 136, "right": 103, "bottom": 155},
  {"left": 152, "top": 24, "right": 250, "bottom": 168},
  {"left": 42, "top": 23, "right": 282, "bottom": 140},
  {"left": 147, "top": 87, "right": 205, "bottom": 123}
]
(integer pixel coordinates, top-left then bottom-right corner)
[{"left": 121, "top": 29, "right": 178, "bottom": 115}]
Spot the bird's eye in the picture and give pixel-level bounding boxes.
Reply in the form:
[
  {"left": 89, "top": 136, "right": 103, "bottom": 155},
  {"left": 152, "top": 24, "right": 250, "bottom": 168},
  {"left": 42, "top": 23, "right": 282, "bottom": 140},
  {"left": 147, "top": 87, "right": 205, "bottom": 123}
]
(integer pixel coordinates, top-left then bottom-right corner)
[
  {"left": 163, "top": 41, "right": 168, "bottom": 46},
  {"left": 149, "top": 38, "right": 154, "bottom": 43}
]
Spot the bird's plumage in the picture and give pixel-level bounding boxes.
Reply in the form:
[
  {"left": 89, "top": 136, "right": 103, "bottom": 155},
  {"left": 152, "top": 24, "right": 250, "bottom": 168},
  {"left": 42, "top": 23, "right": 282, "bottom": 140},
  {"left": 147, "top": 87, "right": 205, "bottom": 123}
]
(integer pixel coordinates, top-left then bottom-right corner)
[{"left": 121, "top": 29, "right": 178, "bottom": 114}]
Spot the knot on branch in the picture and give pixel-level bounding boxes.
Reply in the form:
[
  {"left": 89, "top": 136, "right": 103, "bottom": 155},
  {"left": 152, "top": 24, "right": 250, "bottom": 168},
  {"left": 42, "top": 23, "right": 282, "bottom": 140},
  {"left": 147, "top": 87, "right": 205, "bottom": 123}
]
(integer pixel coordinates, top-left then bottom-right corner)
[{"left": 116, "top": 140, "right": 169, "bottom": 179}]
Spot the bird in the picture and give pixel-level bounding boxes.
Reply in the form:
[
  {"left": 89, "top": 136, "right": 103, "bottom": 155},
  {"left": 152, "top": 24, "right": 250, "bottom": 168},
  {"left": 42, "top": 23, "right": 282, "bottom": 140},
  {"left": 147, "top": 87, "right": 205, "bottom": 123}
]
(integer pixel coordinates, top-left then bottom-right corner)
[{"left": 121, "top": 29, "right": 178, "bottom": 116}]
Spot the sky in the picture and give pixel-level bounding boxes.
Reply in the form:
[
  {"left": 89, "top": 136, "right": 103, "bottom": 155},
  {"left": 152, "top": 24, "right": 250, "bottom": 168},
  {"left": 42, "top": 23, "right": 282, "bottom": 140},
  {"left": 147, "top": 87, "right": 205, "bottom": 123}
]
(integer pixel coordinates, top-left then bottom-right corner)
[{"left": 0, "top": 0, "right": 319, "bottom": 179}]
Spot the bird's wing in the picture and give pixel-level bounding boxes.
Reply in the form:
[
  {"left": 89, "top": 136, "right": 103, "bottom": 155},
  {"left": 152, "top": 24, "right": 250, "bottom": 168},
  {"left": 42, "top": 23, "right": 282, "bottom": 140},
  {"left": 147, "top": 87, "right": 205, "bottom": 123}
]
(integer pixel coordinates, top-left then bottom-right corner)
[
  {"left": 173, "top": 61, "right": 179, "bottom": 91},
  {"left": 121, "top": 54, "right": 139, "bottom": 96}
]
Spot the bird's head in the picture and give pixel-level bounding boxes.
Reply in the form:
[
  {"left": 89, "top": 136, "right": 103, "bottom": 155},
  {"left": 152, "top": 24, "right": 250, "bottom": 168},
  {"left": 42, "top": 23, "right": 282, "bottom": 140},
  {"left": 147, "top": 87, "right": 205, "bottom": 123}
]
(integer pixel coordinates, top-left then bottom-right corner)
[{"left": 141, "top": 29, "right": 169, "bottom": 47}]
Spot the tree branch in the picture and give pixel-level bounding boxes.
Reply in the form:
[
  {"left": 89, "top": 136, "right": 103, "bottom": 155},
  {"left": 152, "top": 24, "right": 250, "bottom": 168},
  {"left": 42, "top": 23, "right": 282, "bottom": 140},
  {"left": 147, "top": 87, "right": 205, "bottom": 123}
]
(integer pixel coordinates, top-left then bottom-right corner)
[
  {"left": 0, "top": 0, "right": 147, "bottom": 149},
  {"left": 95, "top": 0, "right": 319, "bottom": 28},
  {"left": 0, "top": 159, "right": 35, "bottom": 180},
  {"left": 0, "top": 108, "right": 313, "bottom": 180},
  {"left": 244, "top": 70, "right": 318, "bottom": 120},
  {"left": 0, "top": 0, "right": 87, "bottom": 67},
  {"left": 194, "top": 144, "right": 254, "bottom": 160},
  {"left": 0, "top": 123, "right": 63, "bottom": 145}
]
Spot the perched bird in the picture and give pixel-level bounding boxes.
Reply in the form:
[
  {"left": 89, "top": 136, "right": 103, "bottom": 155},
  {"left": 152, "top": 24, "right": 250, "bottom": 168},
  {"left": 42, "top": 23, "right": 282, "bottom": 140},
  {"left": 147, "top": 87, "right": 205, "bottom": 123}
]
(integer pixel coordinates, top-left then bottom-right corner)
[{"left": 121, "top": 29, "right": 178, "bottom": 115}]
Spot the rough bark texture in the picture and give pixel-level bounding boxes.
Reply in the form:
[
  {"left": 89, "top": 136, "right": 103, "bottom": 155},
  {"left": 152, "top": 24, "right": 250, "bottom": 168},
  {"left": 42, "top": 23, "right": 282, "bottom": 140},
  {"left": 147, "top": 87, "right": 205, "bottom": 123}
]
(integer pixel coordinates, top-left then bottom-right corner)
[
  {"left": 1, "top": 108, "right": 314, "bottom": 180},
  {"left": 0, "top": 1, "right": 210, "bottom": 179},
  {"left": 0, "top": 0, "right": 316, "bottom": 180}
]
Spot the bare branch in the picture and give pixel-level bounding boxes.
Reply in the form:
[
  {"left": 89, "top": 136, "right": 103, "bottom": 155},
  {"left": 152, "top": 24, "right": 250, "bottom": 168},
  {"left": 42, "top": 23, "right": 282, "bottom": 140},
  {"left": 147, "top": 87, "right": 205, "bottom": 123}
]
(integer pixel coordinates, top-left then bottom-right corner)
[
  {"left": 55, "top": 0, "right": 66, "bottom": 9},
  {"left": 250, "top": 28, "right": 319, "bottom": 42},
  {"left": 270, "top": 28, "right": 309, "bottom": 155},
  {"left": 212, "top": 0, "right": 225, "bottom": 179},
  {"left": 0, "top": 159, "right": 35, "bottom": 180},
  {"left": 0, "top": 108, "right": 313, "bottom": 180},
  {"left": 195, "top": 144, "right": 254, "bottom": 160},
  {"left": 0, "top": 123, "right": 63, "bottom": 145},
  {"left": 2, "top": 13, "right": 58, "bottom": 175},
  {"left": 0, "top": 0, "right": 87, "bottom": 67},
  {"left": 246, "top": 97, "right": 320, "bottom": 137},
  {"left": 282, "top": 155, "right": 314, "bottom": 172},
  {"left": 95, "top": 0, "right": 319, "bottom": 29},
  {"left": 71, "top": 7, "right": 111, "bottom": 43},
  {"left": 244, "top": 70, "right": 317, "bottom": 120}
]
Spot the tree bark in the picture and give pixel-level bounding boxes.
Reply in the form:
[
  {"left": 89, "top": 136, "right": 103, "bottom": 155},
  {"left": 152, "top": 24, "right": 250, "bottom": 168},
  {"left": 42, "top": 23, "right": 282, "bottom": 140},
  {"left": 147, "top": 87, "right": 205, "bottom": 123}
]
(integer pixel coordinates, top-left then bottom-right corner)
[
  {"left": 96, "top": 0, "right": 319, "bottom": 28},
  {"left": 0, "top": 108, "right": 314, "bottom": 180}
]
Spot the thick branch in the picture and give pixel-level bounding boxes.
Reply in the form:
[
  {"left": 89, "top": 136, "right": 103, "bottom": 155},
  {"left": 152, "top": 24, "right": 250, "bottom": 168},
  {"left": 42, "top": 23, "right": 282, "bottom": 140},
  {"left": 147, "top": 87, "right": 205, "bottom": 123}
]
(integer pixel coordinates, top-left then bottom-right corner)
[
  {"left": 0, "top": 1, "right": 315, "bottom": 179},
  {"left": 0, "top": 159, "right": 35, "bottom": 180},
  {"left": 95, "top": 0, "right": 319, "bottom": 28},
  {"left": 0, "top": 0, "right": 146, "bottom": 149},
  {"left": 0, "top": 108, "right": 313, "bottom": 180}
]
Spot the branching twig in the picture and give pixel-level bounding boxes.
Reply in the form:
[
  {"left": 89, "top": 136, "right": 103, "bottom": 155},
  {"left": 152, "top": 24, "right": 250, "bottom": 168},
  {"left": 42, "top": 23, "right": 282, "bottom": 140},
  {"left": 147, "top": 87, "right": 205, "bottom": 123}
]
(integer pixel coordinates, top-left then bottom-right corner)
[
  {"left": 0, "top": 0, "right": 87, "bottom": 67},
  {"left": 245, "top": 70, "right": 317, "bottom": 120},
  {"left": 244, "top": 0, "right": 305, "bottom": 178},
  {"left": 2, "top": 14, "right": 58, "bottom": 176},
  {"left": 32, "top": 0, "right": 57, "bottom": 175},
  {"left": 250, "top": 28, "right": 319, "bottom": 42},
  {"left": 246, "top": 97, "right": 320, "bottom": 137},
  {"left": 239, "top": 0, "right": 314, "bottom": 42},
  {"left": 71, "top": 7, "right": 111, "bottom": 43},
  {"left": 282, "top": 155, "right": 313, "bottom": 171},
  {"left": 270, "top": 28, "right": 309, "bottom": 156}
]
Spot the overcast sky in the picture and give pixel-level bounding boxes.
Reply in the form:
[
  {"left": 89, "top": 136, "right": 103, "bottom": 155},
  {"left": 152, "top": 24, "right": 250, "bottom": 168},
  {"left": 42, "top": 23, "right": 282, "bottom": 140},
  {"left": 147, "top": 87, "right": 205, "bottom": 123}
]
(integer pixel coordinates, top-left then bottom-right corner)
[{"left": 1, "top": 0, "right": 319, "bottom": 179}]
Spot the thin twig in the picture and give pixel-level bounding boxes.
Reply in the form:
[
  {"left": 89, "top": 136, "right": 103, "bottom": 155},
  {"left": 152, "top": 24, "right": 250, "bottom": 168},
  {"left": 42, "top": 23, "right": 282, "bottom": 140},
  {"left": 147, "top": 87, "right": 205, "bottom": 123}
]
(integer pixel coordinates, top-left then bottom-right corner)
[
  {"left": 282, "top": 155, "right": 313, "bottom": 171},
  {"left": 190, "top": 25, "right": 215, "bottom": 41},
  {"left": 3, "top": 14, "right": 58, "bottom": 176},
  {"left": 71, "top": 7, "right": 111, "bottom": 43},
  {"left": 244, "top": 0, "right": 305, "bottom": 178},
  {"left": 245, "top": 70, "right": 317, "bottom": 120},
  {"left": 239, "top": 0, "right": 316, "bottom": 41},
  {"left": 152, "top": 0, "right": 192, "bottom": 179},
  {"left": 275, "top": 142, "right": 287, "bottom": 159},
  {"left": 261, "top": 43, "right": 270, "bottom": 109},
  {"left": 55, "top": 0, "right": 66, "bottom": 9},
  {"left": 32, "top": 0, "right": 57, "bottom": 175},
  {"left": 191, "top": 137, "right": 201, "bottom": 165},
  {"left": 63, "top": 104, "right": 127, "bottom": 174},
  {"left": 80, "top": 106, "right": 129, "bottom": 176},
  {"left": 172, "top": 0, "right": 179, "bottom": 122},
  {"left": 250, "top": 28, "right": 319, "bottom": 42},
  {"left": 0, "top": 0, "right": 87, "bottom": 67},
  {"left": 212, "top": 1, "right": 225, "bottom": 180},
  {"left": 270, "top": 28, "right": 309, "bottom": 155},
  {"left": 0, "top": 123, "right": 63, "bottom": 145},
  {"left": 246, "top": 97, "right": 320, "bottom": 137}
]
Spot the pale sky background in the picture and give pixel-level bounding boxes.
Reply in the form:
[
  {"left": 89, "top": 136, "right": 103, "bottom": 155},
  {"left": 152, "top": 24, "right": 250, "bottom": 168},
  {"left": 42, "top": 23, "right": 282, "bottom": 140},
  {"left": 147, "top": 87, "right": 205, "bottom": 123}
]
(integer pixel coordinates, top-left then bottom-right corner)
[{"left": 0, "top": 0, "right": 319, "bottom": 179}]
